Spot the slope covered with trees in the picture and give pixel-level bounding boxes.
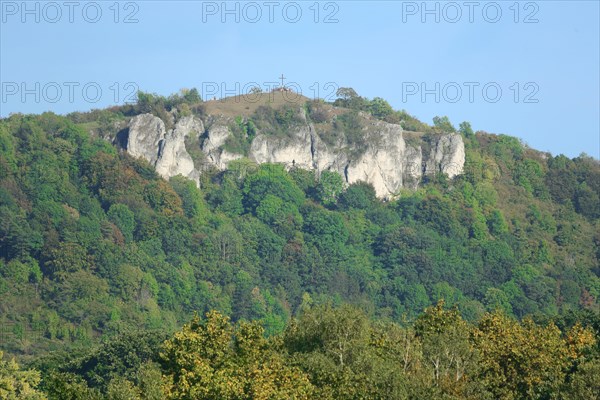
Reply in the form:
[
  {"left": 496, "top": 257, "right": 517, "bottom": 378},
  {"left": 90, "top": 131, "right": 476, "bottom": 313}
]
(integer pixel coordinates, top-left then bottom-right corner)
[
  {"left": 0, "top": 89, "right": 598, "bottom": 398},
  {"left": 4, "top": 303, "right": 600, "bottom": 399}
]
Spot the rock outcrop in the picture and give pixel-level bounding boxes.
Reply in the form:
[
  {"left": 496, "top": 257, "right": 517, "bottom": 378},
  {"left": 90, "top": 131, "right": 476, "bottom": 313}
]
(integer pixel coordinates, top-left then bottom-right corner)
[
  {"left": 124, "top": 107, "right": 465, "bottom": 199},
  {"left": 154, "top": 116, "right": 203, "bottom": 183},
  {"left": 201, "top": 116, "right": 243, "bottom": 169},
  {"left": 127, "top": 114, "right": 203, "bottom": 184},
  {"left": 127, "top": 113, "right": 166, "bottom": 166},
  {"left": 344, "top": 120, "right": 418, "bottom": 197},
  {"left": 425, "top": 133, "right": 466, "bottom": 178}
]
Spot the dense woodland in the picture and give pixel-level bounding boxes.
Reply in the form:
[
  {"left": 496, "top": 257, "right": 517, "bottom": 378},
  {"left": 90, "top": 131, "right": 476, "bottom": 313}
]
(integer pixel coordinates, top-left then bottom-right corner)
[{"left": 0, "top": 89, "right": 599, "bottom": 399}]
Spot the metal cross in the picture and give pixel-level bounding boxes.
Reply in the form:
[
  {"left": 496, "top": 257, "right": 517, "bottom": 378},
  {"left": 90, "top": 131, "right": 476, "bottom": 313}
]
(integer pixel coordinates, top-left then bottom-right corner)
[{"left": 279, "top": 74, "right": 286, "bottom": 87}]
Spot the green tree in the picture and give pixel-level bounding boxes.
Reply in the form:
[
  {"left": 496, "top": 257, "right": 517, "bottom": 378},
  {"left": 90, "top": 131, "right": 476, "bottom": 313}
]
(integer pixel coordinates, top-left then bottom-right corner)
[
  {"left": 285, "top": 304, "right": 370, "bottom": 368},
  {"left": 316, "top": 171, "right": 345, "bottom": 207},
  {"left": 160, "top": 311, "right": 313, "bottom": 399},
  {"left": 43, "top": 371, "right": 102, "bottom": 400},
  {"left": 106, "top": 377, "right": 141, "bottom": 400},
  {"left": 136, "top": 362, "right": 165, "bottom": 400},
  {"left": 107, "top": 204, "right": 135, "bottom": 242},
  {"left": 335, "top": 87, "right": 358, "bottom": 102},
  {"left": 433, "top": 116, "right": 455, "bottom": 133},
  {"left": 487, "top": 209, "right": 508, "bottom": 236},
  {"left": 483, "top": 288, "right": 513, "bottom": 315},
  {"left": 181, "top": 87, "right": 202, "bottom": 103},
  {"left": 0, "top": 351, "right": 46, "bottom": 399},
  {"left": 472, "top": 312, "right": 595, "bottom": 399},
  {"left": 170, "top": 176, "right": 209, "bottom": 222},
  {"left": 338, "top": 181, "right": 376, "bottom": 210},
  {"left": 43, "top": 242, "right": 91, "bottom": 280},
  {"left": 415, "top": 301, "right": 474, "bottom": 389},
  {"left": 565, "top": 357, "right": 600, "bottom": 399},
  {"left": 333, "top": 88, "right": 366, "bottom": 111},
  {"left": 243, "top": 164, "right": 305, "bottom": 213},
  {"left": 369, "top": 97, "right": 395, "bottom": 120},
  {"left": 255, "top": 194, "right": 303, "bottom": 238},
  {"left": 459, "top": 121, "right": 475, "bottom": 139},
  {"left": 143, "top": 181, "right": 183, "bottom": 217}
]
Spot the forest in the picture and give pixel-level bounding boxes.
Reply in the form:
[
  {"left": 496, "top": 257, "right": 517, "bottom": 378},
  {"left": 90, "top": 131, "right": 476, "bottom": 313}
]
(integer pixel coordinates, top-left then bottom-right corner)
[{"left": 0, "top": 90, "right": 599, "bottom": 399}]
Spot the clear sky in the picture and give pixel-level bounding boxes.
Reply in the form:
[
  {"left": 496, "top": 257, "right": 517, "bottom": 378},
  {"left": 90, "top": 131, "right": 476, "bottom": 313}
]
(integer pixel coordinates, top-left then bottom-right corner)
[{"left": 1, "top": 0, "right": 598, "bottom": 158}]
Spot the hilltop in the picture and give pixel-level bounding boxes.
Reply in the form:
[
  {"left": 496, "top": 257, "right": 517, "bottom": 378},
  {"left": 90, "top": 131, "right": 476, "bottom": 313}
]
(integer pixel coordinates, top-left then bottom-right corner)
[{"left": 121, "top": 91, "right": 464, "bottom": 199}]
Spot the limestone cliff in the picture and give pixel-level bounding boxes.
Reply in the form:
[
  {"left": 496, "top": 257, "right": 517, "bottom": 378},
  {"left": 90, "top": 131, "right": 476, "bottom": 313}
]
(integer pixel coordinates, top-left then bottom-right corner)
[
  {"left": 127, "top": 114, "right": 203, "bottom": 184},
  {"left": 124, "top": 106, "right": 465, "bottom": 199}
]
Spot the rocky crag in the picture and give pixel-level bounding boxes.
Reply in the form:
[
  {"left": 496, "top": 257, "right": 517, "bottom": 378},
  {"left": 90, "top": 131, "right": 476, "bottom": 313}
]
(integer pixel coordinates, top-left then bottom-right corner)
[{"left": 124, "top": 106, "right": 465, "bottom": 199}]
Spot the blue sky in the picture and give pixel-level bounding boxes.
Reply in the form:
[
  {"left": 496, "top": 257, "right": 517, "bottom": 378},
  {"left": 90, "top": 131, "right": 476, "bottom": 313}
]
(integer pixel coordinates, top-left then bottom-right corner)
[{"left": 1, "top": 0, "right": 598, "bottom": 158}]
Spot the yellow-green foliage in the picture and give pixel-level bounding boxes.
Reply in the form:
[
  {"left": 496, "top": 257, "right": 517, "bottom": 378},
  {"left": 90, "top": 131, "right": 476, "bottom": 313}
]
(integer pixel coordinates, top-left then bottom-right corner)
[{"left": 0, "top": 351, "right": 46, "bottom": 400}]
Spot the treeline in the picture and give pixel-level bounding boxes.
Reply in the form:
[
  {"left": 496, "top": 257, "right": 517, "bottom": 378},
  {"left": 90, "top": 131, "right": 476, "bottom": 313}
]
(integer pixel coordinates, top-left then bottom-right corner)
[
  {"left": 2, "top": 303, "right": 600, "bottom": 399},
  {"left": 0, "top": 95, "right": 598, "bottom": 380}
]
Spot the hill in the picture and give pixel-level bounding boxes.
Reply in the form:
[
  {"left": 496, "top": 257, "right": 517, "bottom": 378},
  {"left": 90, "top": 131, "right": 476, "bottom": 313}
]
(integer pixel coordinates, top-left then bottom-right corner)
[{"left": 0, "top": 87, "right": 599, "bottom": 398}]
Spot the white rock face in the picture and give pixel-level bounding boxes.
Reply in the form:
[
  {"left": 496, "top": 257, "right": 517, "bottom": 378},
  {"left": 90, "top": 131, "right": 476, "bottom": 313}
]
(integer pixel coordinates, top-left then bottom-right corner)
[
  {"left": 219, "top": 150, "right": 244, "bottom": 169},
  {"left": 250, "top": 125, "right": 316, "bottom": 170},
  {"left": 127, "top": 114, "right": 204, "bottom": 184},
  {"left": 202, "top": 121, "right": 229, "bottom": 154},
  {"left": 125, "top": 110, "right": 465, "bottom": 198},
  {"left": 201, "top": 119, "right": 239, "bottom": 169},
  {"left": 155, "top": 116, "right": 203, "bottom": 184},
  {"left": 127, "top": 114, "right": 165, "bottom": 165},
  {"left": 248, "top": 118, "right": 434, "bottom": 198},
  {"left": 403, "top": 146, "right": 423, "bottom": 190},
  {"left": 425, "top": 133, "right": 465, "bottom": 178},
  {"left": 345, "top": 121, "right": 406, "bottom": 198}
]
